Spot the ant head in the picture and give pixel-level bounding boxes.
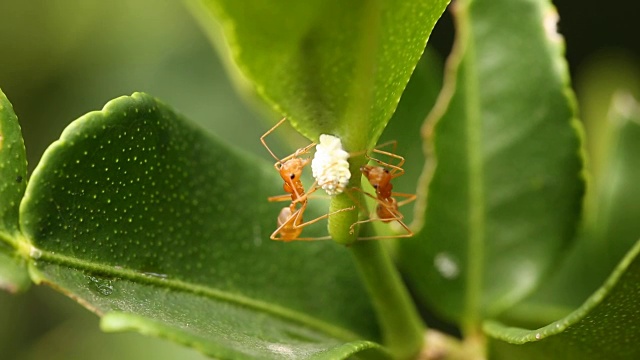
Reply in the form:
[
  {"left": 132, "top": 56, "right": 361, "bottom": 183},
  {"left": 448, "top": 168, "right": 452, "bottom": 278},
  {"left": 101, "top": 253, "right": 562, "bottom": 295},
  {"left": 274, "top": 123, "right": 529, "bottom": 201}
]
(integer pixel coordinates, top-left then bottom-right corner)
[{"left": 279, "top": 158, "right": 307, "bottom": 183}]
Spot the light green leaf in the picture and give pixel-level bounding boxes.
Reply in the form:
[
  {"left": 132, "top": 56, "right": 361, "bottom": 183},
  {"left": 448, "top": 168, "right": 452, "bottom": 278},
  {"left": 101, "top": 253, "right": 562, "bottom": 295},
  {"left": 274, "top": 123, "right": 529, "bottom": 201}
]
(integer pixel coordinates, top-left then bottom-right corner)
[
  {"left": 572, "top": 93, "right": 640, "bottom": 299},
  {"left": 20, "top": 93, "right": 386, "bottom": 359},
  {"left": 0, "top": 88, "right": 30, "bottom": 293},
  {"left": 485, "top": 238, "right": 640, "bottom": 360},
  {"left": 195, "top": 0, "right": 450, "bottom": 152},
  {"left": 398, "top": 0, "right": 584, "bottom": 328},
  {"left": 377, "top": 48, "right": 443, "bottom": 226}
]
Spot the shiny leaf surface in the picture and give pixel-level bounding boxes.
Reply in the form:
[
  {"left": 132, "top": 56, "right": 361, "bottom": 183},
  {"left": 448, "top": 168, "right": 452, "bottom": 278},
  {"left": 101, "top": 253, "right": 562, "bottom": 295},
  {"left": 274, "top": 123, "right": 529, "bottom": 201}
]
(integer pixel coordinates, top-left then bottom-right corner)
[
  {"left": 485, "top": 238, "right": 640, "bottom": 360},
  {"left": 0, "top": 88, "right": 29, "bottom": 293},
  {"left": 398, "top": 0, "right": 585, "bottom": 327},
  {"left": 196, "top": 0, "right": 450, "bottom": 152},
  {"left": 502, "top": 92, "right": 640, "bottom": 327},
  {"left": 20, "top": 93, "right": 385, "bottom": 359}
]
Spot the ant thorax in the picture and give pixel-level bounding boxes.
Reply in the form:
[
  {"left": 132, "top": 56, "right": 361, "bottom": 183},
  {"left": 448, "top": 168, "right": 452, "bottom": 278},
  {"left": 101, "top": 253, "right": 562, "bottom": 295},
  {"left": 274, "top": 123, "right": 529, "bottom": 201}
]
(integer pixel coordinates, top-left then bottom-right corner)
[
  {"left": 361, "top": 165, "right": 393, "bottom": 198},
  {"left": 311, "top": 134, "right": 351, "bottom": 196}
]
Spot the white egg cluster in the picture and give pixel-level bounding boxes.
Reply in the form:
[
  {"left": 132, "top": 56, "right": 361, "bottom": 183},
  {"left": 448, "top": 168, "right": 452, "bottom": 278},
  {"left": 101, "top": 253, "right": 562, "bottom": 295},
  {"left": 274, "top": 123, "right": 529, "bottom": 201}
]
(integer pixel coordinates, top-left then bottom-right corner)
[{"left": 311, "top": 134, "right": 351, "bottom": 196}]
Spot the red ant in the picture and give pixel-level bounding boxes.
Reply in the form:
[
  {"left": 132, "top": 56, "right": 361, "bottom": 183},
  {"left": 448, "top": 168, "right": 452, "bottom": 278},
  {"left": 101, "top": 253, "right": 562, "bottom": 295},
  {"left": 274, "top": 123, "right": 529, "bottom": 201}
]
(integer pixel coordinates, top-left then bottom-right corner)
[
  {"left": 350, "top": 147, "right": 416, "bottom": 240},
  {"left": 260, "top": 118, "right": 354, "bottom": 241}
]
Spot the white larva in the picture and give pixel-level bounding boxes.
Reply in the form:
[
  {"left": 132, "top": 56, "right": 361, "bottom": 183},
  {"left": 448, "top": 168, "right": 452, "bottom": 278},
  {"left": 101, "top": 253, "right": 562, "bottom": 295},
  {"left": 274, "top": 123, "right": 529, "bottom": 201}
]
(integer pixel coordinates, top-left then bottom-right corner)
[{"left": 311, "top": 134, "right": 351, "bottom": 196}]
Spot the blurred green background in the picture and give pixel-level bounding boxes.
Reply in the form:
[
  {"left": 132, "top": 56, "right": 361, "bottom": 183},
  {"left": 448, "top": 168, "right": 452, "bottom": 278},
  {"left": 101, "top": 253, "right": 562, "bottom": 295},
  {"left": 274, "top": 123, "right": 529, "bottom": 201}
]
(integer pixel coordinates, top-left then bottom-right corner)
[{"left": 0, "top": 0, "right": 638, "bottom": 359}]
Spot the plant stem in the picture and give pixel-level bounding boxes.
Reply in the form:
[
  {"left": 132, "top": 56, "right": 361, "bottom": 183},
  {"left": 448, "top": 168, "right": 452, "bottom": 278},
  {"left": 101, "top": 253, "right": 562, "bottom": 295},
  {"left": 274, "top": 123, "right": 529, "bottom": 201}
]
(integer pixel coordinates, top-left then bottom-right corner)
[{"left": 350, "top": 240, "right": 425, "bottom": 360}]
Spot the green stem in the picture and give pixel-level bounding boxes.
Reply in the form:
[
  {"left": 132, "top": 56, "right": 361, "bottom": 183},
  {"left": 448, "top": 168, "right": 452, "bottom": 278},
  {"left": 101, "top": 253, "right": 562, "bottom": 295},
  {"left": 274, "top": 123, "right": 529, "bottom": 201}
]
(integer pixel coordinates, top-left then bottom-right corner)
[{"left": 350, "top": 240, "right": 425, "bottom": 360}]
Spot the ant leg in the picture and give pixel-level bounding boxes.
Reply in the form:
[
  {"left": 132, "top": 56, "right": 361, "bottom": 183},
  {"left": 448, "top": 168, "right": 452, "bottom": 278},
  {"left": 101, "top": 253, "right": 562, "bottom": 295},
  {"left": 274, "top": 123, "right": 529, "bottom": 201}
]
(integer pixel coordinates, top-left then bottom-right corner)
[
  {"left": 368, "top": 149, "right": 406, "bottom": 177},
  {"left": 268, "top": 193, "right": 327, "bottom": 203},
  {"left": 355, "top": 199, "right": 414, "bottom": 239},
  {"left": 356, "top": 219, "right": 414, "bottom": 240},
  {"left": 371, "top": 148, "right": 405, "bottom": 168},
  {"left": 348, "top": 189, "right": 414, "bottom": 240},
  {"left": 374, "top": 140, "right": 398, "bottom": 154},
  {"left": 270, "top": 205, "right": 298, "bottom": 240},
  {"left": 272, "top": 176, "right": 317, "bottom": 207},
  {"left": 276, "top": 141, "right": 317, "bottom": 165},
  {"left": 260, "top": 117, "right": 288, "bottom": 162},
  {"left": 267, "top": 194, "right": 293, "bottom": 203},
  {"left": 292, "top": 203, "right": 356, "bottom": 229},
  {"left": 260, "top": 117, "right": 317, "bottom": 166},
  {"left": 270, "top": 203, "right": 355, "bottom": 241},
  {"left": 344, "top": 187, "right": 370, "bottom": 214},
  {"left": 391, "top": 192, "right": 417, "bottom": 207},
  {"left": 348, "top": 208, "right": 414, "bottom": 239},
  {"left": 287, "top": 179, "right": 319, "bottom": 206},
  {"left": 348, "top": 140, "right": 398, "bottom": 159},
  {"left": 347, "top": 188, "right": 380, "bottom": 234}
]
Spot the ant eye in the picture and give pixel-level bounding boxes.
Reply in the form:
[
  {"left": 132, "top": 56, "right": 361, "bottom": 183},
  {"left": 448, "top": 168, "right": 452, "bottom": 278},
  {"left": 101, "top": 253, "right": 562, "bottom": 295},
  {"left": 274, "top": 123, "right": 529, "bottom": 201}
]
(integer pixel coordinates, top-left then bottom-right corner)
[
  {"left": 290, "top": 174, "right": 296, "bottom": 179},
  {"left": 373, "top": 184, "right": 378, "bottom": 189},
  {"left": 384, "top": 169, "right": 390, "bottom": 174}
]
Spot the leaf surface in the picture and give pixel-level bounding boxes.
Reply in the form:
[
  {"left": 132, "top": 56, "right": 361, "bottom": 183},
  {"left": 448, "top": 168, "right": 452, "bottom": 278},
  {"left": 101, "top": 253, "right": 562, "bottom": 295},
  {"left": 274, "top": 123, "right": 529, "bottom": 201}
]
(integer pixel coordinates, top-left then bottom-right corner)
[
  {"left": 485, "top": 238, "right": 640, "bottom": 360},
  {"left": 398, "top": 0, "right": 585, "bottom": 327},
  {"left": 0, "top": 88, "right": 29, "bottom": 293},
  {"left": 377, "top": 48, "right": 443, "bottom": 226},
  {"left": 196, "top": 0, "right": 450, "bottom": 151},
  {"left": 20, "top": 93, "right": 386, "bottom": 359},
  {"left": 501, "top": 92, "right": 640, "bottom": 327}
]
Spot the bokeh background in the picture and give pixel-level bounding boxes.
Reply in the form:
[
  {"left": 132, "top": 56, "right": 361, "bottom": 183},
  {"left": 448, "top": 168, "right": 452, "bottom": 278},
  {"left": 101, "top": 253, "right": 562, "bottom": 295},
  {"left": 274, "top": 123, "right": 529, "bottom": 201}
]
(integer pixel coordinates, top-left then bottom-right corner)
[{"left": 0, "top": 1, "right": 638, "bottom": 359}]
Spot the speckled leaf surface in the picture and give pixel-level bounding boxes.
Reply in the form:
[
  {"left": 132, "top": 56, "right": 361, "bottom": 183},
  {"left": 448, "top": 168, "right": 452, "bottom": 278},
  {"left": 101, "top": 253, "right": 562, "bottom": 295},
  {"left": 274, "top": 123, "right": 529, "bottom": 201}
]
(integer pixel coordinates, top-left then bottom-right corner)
[
  {"left": 397, "top": 0, "right": 585, "bottom": 327},
  {"left": 0, "top": 88, "right": 30, "bottom": 293},
  {"left": 377, "top": 48, "right": 443, "bottom": 226},
  {"left": 485, "top": 238, "right": 640, "bottom": 360},
  {"left": 19, "top": 93, "right": 386, "bottom": 359},
  {"left": 34, "top": 262, "right": 387, "bottom": 360},
  {"left": 196, "top": 0, "right": 450, "bottom": 151}
]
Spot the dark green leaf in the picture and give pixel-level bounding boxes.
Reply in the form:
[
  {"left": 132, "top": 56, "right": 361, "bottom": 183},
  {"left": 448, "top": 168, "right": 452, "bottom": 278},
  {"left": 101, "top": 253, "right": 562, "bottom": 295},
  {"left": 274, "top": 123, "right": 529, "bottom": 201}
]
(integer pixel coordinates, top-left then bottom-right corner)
[
  {"left": 196, "top": 0, "right": 450, "bottom": 151},
  {"left": 20, "top": 93, "right": 385, "bottom": 359},
  {"left": 485, "top": 238, "right": 640, "bottom": 360},
  {"left": 0, "top": 88, "right": 30, "bottom": 293},
  {"left": 34, "top": 263, "right": 387, "bottom": 360},
  {"left": 501, "top": 92, "right": 640, "bottom": 326},
  {"left": 398, "top": 0, "right": 585, "bottom": 327}
]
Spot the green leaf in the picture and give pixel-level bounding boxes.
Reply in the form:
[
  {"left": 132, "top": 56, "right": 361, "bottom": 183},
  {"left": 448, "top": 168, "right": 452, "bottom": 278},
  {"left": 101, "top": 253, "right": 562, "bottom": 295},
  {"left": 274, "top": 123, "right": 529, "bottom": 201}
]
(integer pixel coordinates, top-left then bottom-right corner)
[
  {"left": 0, "top": 88, "right": 30, "bottom": 293},
  {"left": 398, "top": 0, "right": 585, "bottom": 329},
  {"left": 573, "top": 93, "right": 640, "bottom": 299},
  {"left": 20, "top": 93, "right": 386, "bottom": 359},
  {"left": 485, "top": 238, "right": 640, "bottom": 360},
  {"left": 501, "top": 92, "right": 640, "bottom": 326},
  {"left": 195, "top": 0, "right": 450, "bottom": 151},
  {"left": 377, "top": 48, "right": 443, "bottom": 226},
  {"left": 35, "top": 263, "right": 387, "bottom": 360}
]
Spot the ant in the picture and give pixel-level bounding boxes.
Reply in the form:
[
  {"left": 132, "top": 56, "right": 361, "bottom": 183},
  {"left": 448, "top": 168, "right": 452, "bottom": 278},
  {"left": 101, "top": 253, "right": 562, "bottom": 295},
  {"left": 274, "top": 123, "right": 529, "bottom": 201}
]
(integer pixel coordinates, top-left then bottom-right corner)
[
  {"left": 349, "top": 146, "right": 416, "bottom": 240},
  {"left": 260, "top": 118, "right": 354, "bottom": 241}
]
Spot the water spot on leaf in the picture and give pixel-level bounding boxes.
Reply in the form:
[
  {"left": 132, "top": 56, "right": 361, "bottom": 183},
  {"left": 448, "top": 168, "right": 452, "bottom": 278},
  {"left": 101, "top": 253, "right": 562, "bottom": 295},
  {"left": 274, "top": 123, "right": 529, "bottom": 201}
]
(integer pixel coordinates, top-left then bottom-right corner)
[
  {"left": 86, "top": 274, "right": 115, "bottom": 296},
  {"left": 142, "top": 271, "right": 168, "bottom": 279},
  {"left": 434, "top": 252, "right": 459, "bottom": 279},
  {"left": 266, "top": 343, "right": 295, "bottom": 358},
  {"left": 30, "top": 247, "right": 42, "bottom": 259}
]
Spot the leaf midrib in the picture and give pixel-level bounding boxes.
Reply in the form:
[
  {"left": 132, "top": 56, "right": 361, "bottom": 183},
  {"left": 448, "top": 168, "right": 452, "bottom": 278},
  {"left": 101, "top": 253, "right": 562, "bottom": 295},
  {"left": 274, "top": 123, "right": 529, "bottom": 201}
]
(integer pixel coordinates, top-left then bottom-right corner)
[
  {"left": 459, "top": 1, "right": 485, "bottom": 333},
  {"left": 342, "top": 0, "right": 381, "bottom": 152},
  {"left": 33, "top": 248, "right": 364, "bottom": 343}
]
